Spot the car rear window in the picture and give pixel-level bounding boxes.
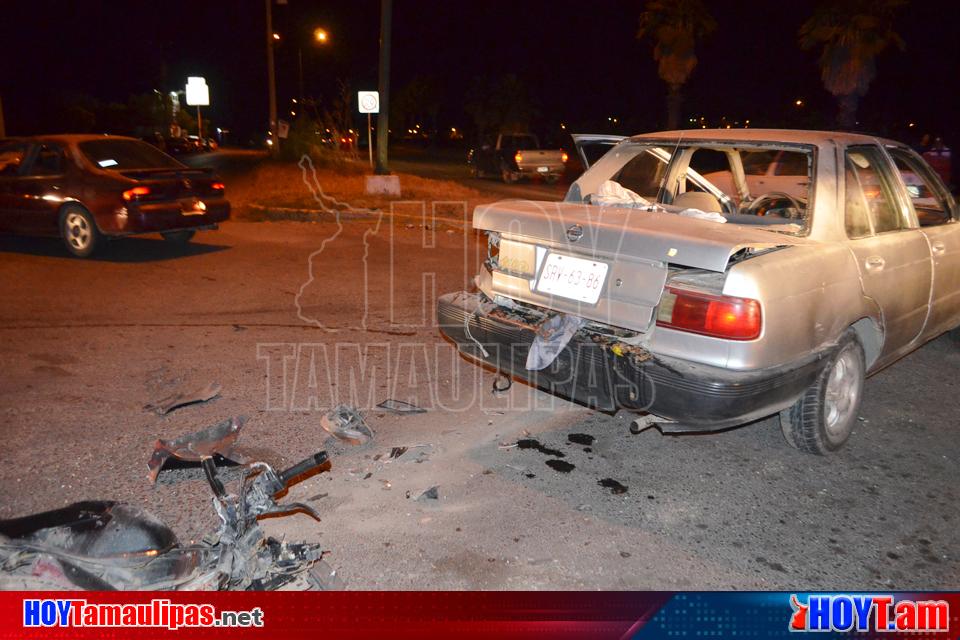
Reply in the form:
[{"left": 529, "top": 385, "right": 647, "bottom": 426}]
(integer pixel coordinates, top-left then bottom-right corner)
[{"left": 79, "top": 139, "right": 183, "bottom": 170}]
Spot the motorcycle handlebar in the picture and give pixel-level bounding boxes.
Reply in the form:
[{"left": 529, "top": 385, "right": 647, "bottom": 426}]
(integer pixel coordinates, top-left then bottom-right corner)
[{"left": 278, "top": 451, "right": 329, "bottom": 487}]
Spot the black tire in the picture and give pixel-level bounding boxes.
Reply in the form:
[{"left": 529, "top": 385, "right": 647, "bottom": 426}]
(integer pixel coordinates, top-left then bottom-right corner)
[
  {"left": 779, "top": 330, "right": 865, "bottom": 454},
  {"left": 59, "top": 205, "right": 101, "bottom": 258},
  {"left": 161, "top": 230, "right": 196, "bottom": 244}
]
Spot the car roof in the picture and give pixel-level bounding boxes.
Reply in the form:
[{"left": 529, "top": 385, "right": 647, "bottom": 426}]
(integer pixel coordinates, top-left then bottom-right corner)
[{"left": 629, "top": 128, "right": 901, "bottom": 147}]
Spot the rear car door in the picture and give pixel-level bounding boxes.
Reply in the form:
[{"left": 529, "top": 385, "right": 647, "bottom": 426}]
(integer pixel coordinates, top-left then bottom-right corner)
[
  {"left": 15, "top": 142, "right": 68, "bottom": 235},
  {"left": 843, "top": 144, "right": 932, "bottom": 357},
  {"left": 886, "top": 145, "right": 960, "bottom": 338}
]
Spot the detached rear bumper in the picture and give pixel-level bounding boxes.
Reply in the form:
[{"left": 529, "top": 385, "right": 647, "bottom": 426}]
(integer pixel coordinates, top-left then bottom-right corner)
[{"left": 437, "top": 291, "right": 830, "bottom": 430}]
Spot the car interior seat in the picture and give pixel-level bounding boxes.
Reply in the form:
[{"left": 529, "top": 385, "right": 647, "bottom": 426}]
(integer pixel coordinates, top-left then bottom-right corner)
[{"left": 673, "top": 190, "right": 723, "bottom": 213}]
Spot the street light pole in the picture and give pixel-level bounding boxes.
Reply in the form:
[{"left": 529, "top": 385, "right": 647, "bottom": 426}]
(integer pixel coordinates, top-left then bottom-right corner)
[
  {"left": 374, "top": 0, "right": 392, "bottom": 175},
  {"left": 265, "top": 0, "right": 279, "bottom": 154}
]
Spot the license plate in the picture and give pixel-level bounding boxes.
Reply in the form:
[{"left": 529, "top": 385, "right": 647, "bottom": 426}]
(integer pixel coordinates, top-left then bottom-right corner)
[
  {"left": 537, "top": 166, "right": 549, "bottom": 173},
  {"left": 535, "top": 253, "right": 608, "bottom": 303}
]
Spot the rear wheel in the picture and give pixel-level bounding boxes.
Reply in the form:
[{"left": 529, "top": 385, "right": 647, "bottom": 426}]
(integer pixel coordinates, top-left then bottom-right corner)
[
  {"left": 161, "top": 230, "right": 196, "bottom": 244},
  {"left": 500, "top": 163, "right": 519, "bottom": 184},
  {"left": 60, "top": 205, "right": 100, "bottom": 258},
  {"left": 780, "top": 330, "right": 865, "bottom": 454}
]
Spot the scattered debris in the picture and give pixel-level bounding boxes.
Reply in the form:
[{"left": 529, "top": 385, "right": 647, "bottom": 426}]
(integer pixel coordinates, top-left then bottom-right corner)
[
  {"left": 598, "top": 478, "right": 628, "bottom": 494},
  {"left": 144, "top": 381, "right": 222, "bottom": 416},
  {"left": 546, "top": 460, "right": 575, "bottom": 473},
  {"left": 375, "top": 399, "right": 427, "bottom": 414},
  {"left": 491, "top": 373, "right": 512, "bottom": 395},
  {"left": 1, "top": 449, "right": 336, "bottom": 591},
  {"left": 380, "top": 480, "right": 392, "bottom": 490},
  {"left": 525, "top": 473, "right": 536, "bottom": 479},
  {"left": 320, "top": 405, "right": 373, "bottom": 445},
  {"left": 415, "top": 486, "right": 439, "bottom": 501},
  {"left": 517, "top": 438, "right": 565, "bottom": 458},
  {"left": 389, "top": 446, "right": 408, "bottom": 459},
  {"left": 147, "top": 416, "right": 249, "bottom": 484},
  {"left": 567, "top": 433, "right": 595, "bottom": 446},
  {"left": 307, "top": 492, "right": 329, "bottom": 502}
]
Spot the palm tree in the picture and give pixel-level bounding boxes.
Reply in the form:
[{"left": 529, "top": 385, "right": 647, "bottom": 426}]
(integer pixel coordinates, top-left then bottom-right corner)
[
  {"left": 637, "top": 0, "right": 716, "bottom": 130},
  {"left": 799, "top": 0, "right": 905, "bottom": 130}
]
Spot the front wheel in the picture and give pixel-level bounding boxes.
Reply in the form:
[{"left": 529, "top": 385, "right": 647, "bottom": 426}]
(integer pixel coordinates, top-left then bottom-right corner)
[
  {"left": 779, "top": 330, "right": 865, "bottom": 454},
  {"left": 161, "top": 230, "right": 196, "bottom": 244},
  {"left": 60, "top": 205, "right": 101, "bottom": 258}
]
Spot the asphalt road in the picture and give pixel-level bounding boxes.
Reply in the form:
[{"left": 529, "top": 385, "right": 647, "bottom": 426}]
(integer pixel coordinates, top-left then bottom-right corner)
[{"left": 1, "top": 211, "right": 957, "bottom": 590}]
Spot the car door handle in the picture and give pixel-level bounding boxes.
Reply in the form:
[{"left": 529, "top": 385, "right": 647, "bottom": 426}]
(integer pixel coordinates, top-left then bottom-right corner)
[
  {"left": 864, "top": 256, "right": 885, "bottom": 272},
  {"left": 932, "top": 241, "right": 947, "bottom": 256}
]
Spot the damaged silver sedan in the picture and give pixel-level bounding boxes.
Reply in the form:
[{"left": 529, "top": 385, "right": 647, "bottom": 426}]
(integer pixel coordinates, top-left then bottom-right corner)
[{"left": 439, "top": 129, "right": 960, "bottom": 454}]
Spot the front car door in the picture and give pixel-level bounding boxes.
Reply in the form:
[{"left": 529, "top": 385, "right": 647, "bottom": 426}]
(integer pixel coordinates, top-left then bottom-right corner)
[
  {"left": 0, "top": 140, "right": 31, "bottom": 232},
  {"left": 885, "top": 144, "right": 960, "bottom": 338},
  {"left": 843, "top": 144, "right": 932, "bottom": 362}
]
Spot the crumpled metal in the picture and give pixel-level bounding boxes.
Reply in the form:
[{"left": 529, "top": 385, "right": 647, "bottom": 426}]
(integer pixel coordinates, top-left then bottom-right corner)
[{"left": 525, "top": 314, "right": 586, "bottom": 371}]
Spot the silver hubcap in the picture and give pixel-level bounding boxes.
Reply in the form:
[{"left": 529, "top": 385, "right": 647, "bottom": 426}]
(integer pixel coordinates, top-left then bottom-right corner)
[
  {"left": 824, "top": 347, "right": 861, "bottom": 438},
  {"left": 65, "top": 212, "right": 91, "bottom": 251}
]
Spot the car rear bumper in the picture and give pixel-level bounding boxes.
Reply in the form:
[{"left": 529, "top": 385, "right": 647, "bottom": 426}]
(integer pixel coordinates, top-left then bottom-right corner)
[
  {"left": 517, "top": 164, "right": 564, "bottom": 177},
  {"left": 105, "top": 200, "right": 231, "bottom": 235},
  {"left": 437, "top": 291, "right": 830, "bottom": 430}
]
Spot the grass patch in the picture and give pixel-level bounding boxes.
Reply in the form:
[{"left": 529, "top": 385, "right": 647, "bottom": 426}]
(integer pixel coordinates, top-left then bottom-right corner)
[{"left": 228, "top": 159, "right": 489, "bottom": 219}]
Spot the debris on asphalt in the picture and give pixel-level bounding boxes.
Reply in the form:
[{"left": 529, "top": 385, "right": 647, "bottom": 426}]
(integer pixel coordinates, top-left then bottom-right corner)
[
  {"left": 567, "top": 433, "right": 595, "bottom": 446},
  {"left": 375, "top": 399, "right": 427, "bottom": 414},
  {"left": 516, "top": 438, "right": 566, "bottom": 458},
  {"left": 147, "top": 416, "right": 249, "bottom": 484},
  {"left": 491, "top": 373, "right": 512, "bottom": 395},
  {"left": 545, "top": 460, "right": 575, "bottom": 473},
  {"left": 320, "top": 405, "right": 373, "bottom": 445},
  {"left": 389, "top": 446, "right": 408, "bottom": 459},
  {"left": 598, "top": 478, "right": 628, "bottom": 494},
  {"left": 144, "top": 381, "right": 222, "bottom": 416},
  {"left": 629, "top": 414, "right": 657, "bottom": 435},
  {"left": 414, "top": 486, "right": 439, "bottom": 501},
  {"left": 2, "top": 448, "right": 336, "bottom": 591}
]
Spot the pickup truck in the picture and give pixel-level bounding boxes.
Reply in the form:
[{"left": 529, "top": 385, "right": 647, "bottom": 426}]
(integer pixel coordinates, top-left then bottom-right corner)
[{"left": 468, "top": 133, "right": 568, "bottom": 184}]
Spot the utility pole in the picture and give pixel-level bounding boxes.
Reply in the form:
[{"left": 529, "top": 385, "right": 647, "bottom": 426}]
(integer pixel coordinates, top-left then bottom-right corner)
[
  {"left": 265, "top": 0, "right": 279, "bottom": 154},
  {"left": 374, "top": 0, "right": 392, "bottom": 174}
]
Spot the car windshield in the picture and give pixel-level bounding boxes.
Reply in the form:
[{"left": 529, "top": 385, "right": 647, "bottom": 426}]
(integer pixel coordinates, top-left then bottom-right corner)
[
  {"left": 79, "top": 139, "right": 183, "bottom": 170},
  {"left": 571, "top": 140, "right": 815, "bottom": 235}
]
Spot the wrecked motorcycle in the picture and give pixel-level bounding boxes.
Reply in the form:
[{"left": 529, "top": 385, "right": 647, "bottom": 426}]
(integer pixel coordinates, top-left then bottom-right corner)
[{"left": 0, "top": 451, "right": 338, "bottom": 590}]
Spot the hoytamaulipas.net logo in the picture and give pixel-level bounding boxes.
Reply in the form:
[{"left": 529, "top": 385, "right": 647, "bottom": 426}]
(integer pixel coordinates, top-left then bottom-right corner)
[
  {"left": 789, "top": 594, "right": 949, "bottom": 633},
  {"left": 23, "top": 598, "right": 264, "bottom": 630}
]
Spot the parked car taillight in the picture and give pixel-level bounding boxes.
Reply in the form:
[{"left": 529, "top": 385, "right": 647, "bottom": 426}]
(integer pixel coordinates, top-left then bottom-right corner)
[
  {"left": 514, "top": 151, "right": 523, "bottom": 164},
  {"left": 561, "top": 150, "right": 569, "bottom": 163},
  {"left": 122, "top": 186, "right": 151, "bottom": 202},
  {"left": 657, "top": 287, "right": 762, "bottom": 340},
  {"left": 211, "top": 182, "right": 225, "bottom": 192}
]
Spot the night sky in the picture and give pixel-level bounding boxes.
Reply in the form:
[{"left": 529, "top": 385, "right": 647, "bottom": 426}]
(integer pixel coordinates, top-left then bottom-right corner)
[{"left": 2, "top": 0, "right": 958, "bottom": 144}]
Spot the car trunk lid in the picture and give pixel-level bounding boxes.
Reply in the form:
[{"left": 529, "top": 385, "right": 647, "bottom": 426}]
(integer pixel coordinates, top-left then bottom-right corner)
[{"left": 475, "top": 200, "right": 808, "bottom": 332}]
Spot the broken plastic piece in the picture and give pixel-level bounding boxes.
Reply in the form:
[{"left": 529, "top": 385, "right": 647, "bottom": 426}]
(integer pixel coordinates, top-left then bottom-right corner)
[
  {"left": 415, "top": 486, "right": 439, "bottom": 501},
  {"left": 144, "top": 381, "right": 222, "bottom": 416},
  {"left": 525, "top": 314, "right": 586, "bottom": 371},
  {"left": 319, "top": 405, "right": 373, "bottom": 445},
  {"left": 389, "top": 446, "right": 408, "bottom": 459},
  {"left": 375, "top": 399, "right": 427, "bottom": 414},
  {"left": 147, "top": 416, "right": 249, "bottom": 484}
]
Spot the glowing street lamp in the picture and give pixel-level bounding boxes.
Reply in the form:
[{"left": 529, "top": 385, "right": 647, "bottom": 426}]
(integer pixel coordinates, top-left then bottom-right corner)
[{"left": 314, "top": 28, "right": 329, "bottom": 43}]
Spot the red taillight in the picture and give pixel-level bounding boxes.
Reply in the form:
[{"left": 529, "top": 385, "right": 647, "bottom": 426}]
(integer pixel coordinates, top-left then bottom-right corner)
[
  {"left": 656, "top": 287, "right": 762, "bottom": 340},
  {"left": 561, "top": 150, "right": 569, "bottom": 163},
  {"left": 211, "top": 181, "right": 225, "bottom": 190},
  {"left": 122, "top": 186, "right": 151, "bottom": 202},
  {"left": 514, "top": 151, "right": 523, "bottom": 164}
]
